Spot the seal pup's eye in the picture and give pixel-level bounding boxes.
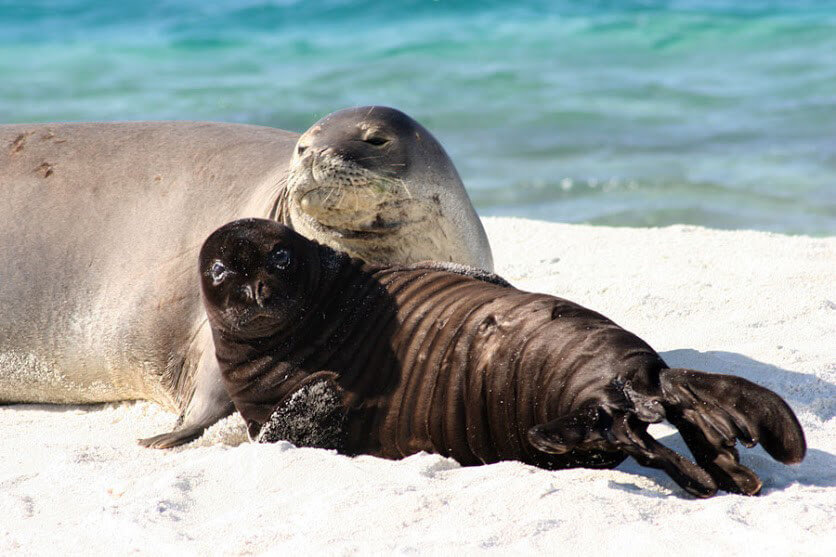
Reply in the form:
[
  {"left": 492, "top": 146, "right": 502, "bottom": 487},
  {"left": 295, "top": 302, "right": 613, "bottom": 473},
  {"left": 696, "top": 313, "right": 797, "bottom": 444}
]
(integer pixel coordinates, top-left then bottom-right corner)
[
  {"left": 209, "top": 261, "right": 228, "bottom": 285},
  {"left": 270, "top": 248, "right": 291, "bottom": 270},
  {"left": 364, "top": 135, "right": 389, "bottom": 146}
]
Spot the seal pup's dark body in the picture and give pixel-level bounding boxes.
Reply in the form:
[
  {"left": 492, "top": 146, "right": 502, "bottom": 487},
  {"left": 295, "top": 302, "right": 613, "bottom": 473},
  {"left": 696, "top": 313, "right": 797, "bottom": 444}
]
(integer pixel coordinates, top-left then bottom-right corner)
[{"left": 201, "top": 219, "right": 806, "bottom": 498}]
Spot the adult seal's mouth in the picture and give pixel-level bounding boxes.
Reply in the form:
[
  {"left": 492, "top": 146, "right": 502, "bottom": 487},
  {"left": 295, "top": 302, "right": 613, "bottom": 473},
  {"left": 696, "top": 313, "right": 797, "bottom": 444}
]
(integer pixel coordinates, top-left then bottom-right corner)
[{"left": 295, "top": 186, "right": 430, "bottom": 237}]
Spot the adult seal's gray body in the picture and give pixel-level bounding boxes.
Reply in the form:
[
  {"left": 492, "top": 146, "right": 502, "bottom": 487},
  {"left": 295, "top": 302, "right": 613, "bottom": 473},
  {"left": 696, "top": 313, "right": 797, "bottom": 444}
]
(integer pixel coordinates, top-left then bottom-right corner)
[
  {"left": 0, "top": 106, "right": 493, "bottom": 448},
  {"left": 201, "top": 219, "right": 806, "bottom": 498}
]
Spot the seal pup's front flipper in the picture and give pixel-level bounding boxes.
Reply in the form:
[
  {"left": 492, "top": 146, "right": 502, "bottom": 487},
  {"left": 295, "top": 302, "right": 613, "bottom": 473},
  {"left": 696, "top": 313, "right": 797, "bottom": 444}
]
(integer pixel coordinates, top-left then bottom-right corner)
[{"left": 253, "top": 371, "right": 346, "bottom": 449}]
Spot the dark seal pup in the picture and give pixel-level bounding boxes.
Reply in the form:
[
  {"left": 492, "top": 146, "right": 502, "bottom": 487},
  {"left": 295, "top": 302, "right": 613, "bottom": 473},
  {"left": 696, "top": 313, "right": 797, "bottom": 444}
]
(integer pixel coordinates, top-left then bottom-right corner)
[{"left": 200, "top": 219, "right": 806, "bottom": 498}]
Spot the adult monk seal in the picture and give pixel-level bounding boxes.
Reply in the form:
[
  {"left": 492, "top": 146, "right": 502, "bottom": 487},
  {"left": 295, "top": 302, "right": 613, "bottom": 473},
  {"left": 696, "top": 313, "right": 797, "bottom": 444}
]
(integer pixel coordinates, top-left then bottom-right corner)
[
  {"left": 0, "top": 106, "right": 493, "bottom": 448},
  {"left": 201, "top": 219, "right": 806, "bottom": 498}
]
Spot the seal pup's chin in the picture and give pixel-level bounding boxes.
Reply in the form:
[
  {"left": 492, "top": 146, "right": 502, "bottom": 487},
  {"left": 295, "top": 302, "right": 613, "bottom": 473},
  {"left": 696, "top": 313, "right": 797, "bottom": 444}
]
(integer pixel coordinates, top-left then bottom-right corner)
[{"left": 222, "top": 310, "right": 285, "bottom": 337}]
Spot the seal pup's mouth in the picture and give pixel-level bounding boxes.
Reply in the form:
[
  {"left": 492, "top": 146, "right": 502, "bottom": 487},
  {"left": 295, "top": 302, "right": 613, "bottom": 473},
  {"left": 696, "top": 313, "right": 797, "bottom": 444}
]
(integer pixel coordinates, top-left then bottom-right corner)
[{"left": 220, "top": 307, "right": 288, "bottom": 338}]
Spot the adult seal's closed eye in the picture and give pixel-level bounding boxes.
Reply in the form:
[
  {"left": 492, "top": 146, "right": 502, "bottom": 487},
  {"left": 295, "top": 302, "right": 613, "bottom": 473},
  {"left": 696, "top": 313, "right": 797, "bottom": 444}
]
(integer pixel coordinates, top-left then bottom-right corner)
[
  {"left": 0, "top": 106, "right": 493, "bottom": 448},
  {"left": 202, "top": 219, "right": 807, "bottom": 499}
]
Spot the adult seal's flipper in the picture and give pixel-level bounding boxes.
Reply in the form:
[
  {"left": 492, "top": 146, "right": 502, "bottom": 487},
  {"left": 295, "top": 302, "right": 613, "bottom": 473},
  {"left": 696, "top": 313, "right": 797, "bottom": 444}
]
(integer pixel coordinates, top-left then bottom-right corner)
[{"left": 139, "top": 351, "right": 234, "bottom": 449}]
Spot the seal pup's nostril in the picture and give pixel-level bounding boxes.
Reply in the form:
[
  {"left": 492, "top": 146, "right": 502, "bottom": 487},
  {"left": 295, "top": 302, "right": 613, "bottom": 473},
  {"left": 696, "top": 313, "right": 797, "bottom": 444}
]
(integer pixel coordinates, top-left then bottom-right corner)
[
  {"left": 239, "top": 284, "right": 254, "bottom": 303},
  {"left": 255, "top": 280, "right": 271, "bottom": 306}
]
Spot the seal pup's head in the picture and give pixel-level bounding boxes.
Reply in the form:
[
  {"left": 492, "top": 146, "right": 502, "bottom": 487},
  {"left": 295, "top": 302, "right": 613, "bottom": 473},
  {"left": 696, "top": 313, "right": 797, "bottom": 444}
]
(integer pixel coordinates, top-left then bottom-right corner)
[
  {"left": 285, "top": 106, "right": 492, "bottom": 269},
  {"left": 198, "top": 218, "right": 334, "bottom": 342}
]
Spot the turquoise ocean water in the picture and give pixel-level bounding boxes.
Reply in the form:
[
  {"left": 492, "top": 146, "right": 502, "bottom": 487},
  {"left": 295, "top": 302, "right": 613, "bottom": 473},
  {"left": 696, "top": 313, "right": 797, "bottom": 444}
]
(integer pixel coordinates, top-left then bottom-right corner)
[{"left": 1, "top": 0, "right": 834, "bottom": 235}]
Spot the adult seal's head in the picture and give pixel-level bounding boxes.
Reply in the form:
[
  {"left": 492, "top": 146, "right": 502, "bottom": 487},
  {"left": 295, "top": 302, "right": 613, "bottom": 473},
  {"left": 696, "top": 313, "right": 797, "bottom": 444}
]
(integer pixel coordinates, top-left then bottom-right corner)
[{"left": 283, "top": 106, "right": 493, "bottom": 270}]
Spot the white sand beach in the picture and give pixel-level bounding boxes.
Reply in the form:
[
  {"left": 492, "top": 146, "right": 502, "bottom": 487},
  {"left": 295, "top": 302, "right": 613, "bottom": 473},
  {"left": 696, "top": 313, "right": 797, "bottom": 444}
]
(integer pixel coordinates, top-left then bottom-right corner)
[{"left": 1, "top": 217, "right": 834, "bottom": 555}]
